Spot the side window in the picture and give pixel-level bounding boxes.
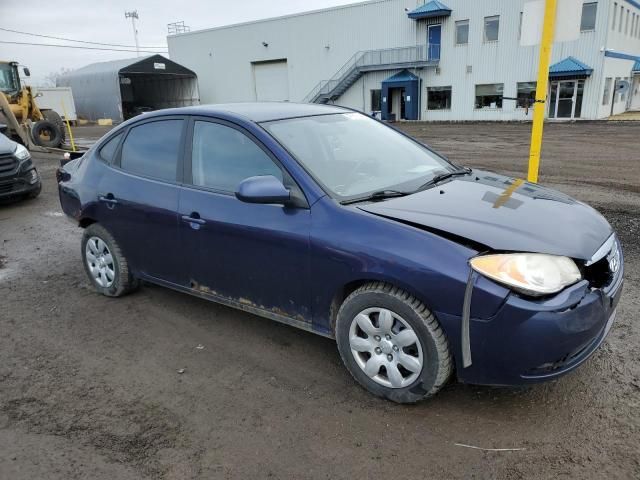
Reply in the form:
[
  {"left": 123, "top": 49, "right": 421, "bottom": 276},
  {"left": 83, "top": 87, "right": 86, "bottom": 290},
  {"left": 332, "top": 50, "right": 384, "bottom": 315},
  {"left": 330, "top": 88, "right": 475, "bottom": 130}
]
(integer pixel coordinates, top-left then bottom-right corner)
[
  {"left": 120, "top": 120, "right": 183, "bottom": 182},
  {"left": 191, "top": 121, "right": 282, "bottom": 192},
  {"left": 98, "top": 132, "right": 123, "bottom": 163}
]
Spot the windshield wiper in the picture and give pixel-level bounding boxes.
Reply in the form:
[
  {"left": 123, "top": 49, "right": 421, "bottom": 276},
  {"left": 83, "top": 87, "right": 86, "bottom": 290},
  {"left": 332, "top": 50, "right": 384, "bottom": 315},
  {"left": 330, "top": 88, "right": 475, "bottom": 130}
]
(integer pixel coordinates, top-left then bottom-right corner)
[
  {"left": 340, "top": 189, "right": 410, "bottom": 205},
  {"left": 416, "top": 167, "right": 471, "bottom": 192}
]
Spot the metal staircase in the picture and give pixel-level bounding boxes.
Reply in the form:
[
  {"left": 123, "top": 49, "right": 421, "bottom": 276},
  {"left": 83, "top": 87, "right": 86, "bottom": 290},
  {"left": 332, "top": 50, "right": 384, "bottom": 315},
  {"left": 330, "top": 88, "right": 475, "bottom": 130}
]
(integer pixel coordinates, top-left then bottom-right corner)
[{"left": 303, "top": 45, "right": 439, "bottom": 104}]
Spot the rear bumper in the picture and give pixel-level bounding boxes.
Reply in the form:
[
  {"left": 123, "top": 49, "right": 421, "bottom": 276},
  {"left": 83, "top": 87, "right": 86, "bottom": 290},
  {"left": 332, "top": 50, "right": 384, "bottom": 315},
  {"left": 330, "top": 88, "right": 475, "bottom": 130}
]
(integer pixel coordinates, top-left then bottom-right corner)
[
  {"left": 0, "top": 168, "right": 41, "bottom": 198},
  {"left": 437, "top": 262, "right": 624, "bottom": 386}
]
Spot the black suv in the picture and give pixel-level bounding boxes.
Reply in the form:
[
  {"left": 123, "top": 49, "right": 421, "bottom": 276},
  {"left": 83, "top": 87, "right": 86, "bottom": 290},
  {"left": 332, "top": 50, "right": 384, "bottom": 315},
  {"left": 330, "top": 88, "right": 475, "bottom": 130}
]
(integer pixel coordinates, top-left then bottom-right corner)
[{"left": 0, "top": 131, "right": 41, "bottom": 200}]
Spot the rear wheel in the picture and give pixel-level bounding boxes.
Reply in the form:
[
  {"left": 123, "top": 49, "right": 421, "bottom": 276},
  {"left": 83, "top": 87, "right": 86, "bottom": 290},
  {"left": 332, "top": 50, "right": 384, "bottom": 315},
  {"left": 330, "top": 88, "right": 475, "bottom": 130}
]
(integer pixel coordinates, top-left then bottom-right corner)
[
  {"left": 335, "top": 282, "right": 452, "bottom": 403},
  {"left": 81, "top": 224, "right": 138, "bottom": 297}
]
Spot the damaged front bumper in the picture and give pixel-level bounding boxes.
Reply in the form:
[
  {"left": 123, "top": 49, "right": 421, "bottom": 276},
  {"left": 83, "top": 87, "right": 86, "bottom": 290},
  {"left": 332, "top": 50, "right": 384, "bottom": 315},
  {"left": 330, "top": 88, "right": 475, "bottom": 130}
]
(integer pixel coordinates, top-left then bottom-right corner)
[{"left": 437, "top": 259, "right": 624, "bottom": 387}]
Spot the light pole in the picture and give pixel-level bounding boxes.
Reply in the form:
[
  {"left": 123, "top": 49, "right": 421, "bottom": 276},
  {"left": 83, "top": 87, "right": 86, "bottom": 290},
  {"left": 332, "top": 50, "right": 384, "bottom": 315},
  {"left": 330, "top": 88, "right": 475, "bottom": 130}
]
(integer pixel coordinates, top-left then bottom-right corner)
[{"left": 125, "top": 10, "right": 140, "bottom": 57}]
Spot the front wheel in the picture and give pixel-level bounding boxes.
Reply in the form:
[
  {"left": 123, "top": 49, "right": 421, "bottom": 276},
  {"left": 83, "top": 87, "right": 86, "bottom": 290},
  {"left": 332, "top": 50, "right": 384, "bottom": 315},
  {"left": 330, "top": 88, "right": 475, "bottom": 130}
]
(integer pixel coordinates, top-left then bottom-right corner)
[
  {"left": 81, "top": 224, "right": 138, "bottom": 297},
  {"left": 335, "top": 282, "right": 452, "bottom": 403}
]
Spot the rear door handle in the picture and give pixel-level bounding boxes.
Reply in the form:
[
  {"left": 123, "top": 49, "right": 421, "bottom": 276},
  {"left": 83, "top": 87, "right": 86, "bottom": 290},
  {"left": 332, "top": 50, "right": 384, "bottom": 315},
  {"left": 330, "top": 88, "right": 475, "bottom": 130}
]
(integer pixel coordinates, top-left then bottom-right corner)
[
  {"left": 181, "top": 214, "right": 206, "bottom": 225},
  {"left": 98, "top": 194, "right": 118, "bottom": 208}
]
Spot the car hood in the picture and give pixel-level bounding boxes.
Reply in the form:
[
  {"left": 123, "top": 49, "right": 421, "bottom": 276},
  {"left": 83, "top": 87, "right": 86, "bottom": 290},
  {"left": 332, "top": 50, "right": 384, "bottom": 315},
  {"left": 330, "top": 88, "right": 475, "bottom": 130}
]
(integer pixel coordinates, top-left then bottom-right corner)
[
  {"left": 357, "top": 171, "right": 612, "bottom": 260},
  {"left": 0, "top": 133, "right": 17, "bottom": 155}
]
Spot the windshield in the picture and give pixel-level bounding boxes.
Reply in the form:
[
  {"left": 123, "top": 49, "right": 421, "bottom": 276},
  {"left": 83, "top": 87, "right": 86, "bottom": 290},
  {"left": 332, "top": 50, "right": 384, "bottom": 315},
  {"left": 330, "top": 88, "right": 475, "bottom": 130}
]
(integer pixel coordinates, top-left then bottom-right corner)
[
  {"left": 263, "top": 112, "right": 455, "bottom": 199},
  {"left": 0, "top": 63, "right": 19, "bottom": 94}
]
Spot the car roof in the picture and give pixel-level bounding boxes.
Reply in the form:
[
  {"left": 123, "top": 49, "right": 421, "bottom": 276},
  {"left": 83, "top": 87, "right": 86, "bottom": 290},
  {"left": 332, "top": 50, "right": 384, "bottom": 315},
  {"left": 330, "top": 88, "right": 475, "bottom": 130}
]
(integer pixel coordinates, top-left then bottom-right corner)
[{"left": 146, "top": 102, "right": 350, "bottom": 123}]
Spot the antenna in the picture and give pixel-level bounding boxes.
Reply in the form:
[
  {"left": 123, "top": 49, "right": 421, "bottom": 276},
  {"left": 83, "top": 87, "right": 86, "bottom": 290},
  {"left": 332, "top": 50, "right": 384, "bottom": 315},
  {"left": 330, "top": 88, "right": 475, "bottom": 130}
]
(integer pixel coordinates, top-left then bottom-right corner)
[{"left": 125, "top": 10, "right": 140, "bottom": 56}]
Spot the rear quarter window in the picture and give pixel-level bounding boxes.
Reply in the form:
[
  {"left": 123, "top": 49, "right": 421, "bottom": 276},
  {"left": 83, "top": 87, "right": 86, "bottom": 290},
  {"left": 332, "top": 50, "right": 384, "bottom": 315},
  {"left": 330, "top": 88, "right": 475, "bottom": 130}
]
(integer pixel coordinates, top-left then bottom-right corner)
[
  {"left": 98, "top": 132, "right": 123, "bottom": 163},
  {"left": 120, "top": 120, "right": 183, "bottom": 182}
]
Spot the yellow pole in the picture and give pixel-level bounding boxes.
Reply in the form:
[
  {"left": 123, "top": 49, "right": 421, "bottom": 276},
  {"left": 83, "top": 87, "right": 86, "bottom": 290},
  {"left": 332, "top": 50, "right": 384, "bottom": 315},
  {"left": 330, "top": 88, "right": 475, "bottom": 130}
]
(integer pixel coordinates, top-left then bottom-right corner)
[
  {"left": 528, "top": 0, "right": 558, "bottom": 183},
  {"left": 60, "top": 99, "right": 76, "bottom": 152}
]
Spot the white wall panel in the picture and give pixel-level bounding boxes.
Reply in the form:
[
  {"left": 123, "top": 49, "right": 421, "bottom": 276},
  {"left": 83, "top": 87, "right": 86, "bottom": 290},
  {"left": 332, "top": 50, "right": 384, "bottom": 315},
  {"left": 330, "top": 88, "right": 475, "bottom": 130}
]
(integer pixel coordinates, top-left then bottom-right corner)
[{"left": 168, "top": 0, "right": 638, "bottom": 120}]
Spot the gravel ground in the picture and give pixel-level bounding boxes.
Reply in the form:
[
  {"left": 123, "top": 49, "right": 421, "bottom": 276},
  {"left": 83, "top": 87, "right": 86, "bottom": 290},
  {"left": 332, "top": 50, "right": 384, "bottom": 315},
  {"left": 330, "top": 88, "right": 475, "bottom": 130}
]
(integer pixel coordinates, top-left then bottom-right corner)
[{"left": 0, "top": 122, "right": 638, "bottom": 479}]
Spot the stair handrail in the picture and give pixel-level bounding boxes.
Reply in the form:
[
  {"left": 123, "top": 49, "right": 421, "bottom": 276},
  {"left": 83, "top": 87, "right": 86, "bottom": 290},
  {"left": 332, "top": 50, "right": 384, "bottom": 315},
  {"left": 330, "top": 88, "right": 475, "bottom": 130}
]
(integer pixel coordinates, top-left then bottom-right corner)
[{"left": 303, "top": 45, "right": 433, "bottom": 103}]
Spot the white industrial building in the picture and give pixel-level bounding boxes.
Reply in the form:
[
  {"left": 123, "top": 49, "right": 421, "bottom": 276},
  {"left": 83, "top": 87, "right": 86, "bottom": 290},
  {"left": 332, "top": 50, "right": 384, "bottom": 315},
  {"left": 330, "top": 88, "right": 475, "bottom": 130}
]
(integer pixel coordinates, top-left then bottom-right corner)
[{"left": 168, "top": 0, "right": 640, "bottom": 121}]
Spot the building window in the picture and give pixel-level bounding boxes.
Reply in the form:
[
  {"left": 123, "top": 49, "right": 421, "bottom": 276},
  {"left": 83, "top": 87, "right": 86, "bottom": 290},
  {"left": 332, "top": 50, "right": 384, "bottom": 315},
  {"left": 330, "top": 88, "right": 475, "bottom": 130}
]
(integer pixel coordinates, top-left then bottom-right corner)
[
  {"left": 580, "top": 2, "right": 597, "bottom": 31},
  {"left": 619, "top": 5, "right": 624, "bottom": 32},
  {"left": 519, "top": 12, "right": 524, "bottom": 40},
  {"left": 625, "top": 9, "right": 630, "bottom": 34},
  {"left": 371, "top": 89, "right": 381, "bottom": 112},
  {"left": 455, "top": 20, "right": 469, "bottom": 45},
  {"left": 427, "top": 86, "right": 452, "bottom": 109},
  {"left": 622, "top": 77, "right": 629, "bottom": 101},
  {"left": 614, "top": 77, "right": 621, "bottom": 101},
  {"left": 612, "top": 2, "right": 618, "bottom": 31},
  {"left": 517, "top": 82, "right": 537, "bottom": 108},
  {"left": 484, "top": 16, "right": 500, "bottom": 42},
  {"left": 475, "top": 84, "right": 503, "bottom": 108},
  {"left": 603, "top": 78, "right": 612, "bottom": 105}
]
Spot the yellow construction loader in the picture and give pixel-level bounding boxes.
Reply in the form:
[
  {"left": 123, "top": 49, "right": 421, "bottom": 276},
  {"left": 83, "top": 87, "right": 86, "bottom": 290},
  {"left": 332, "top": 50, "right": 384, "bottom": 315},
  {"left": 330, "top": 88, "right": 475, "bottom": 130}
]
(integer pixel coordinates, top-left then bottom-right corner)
[{"left": 0, "top": 60, "right": 66, "bottom": 150}]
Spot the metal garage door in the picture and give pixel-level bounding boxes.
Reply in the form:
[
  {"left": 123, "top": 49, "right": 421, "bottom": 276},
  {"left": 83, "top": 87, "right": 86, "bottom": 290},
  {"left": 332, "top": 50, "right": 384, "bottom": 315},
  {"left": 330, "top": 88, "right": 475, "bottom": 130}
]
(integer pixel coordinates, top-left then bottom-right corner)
[{"left": 253, "top": 60, "right": 289, "bottom": 102}]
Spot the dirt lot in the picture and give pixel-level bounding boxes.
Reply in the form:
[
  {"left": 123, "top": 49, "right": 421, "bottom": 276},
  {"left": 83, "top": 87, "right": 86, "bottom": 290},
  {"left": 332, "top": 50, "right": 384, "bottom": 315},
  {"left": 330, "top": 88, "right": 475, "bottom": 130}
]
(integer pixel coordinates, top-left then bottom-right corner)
[{"left": 1, "top": 122, "right": 638, "bottom": 479}]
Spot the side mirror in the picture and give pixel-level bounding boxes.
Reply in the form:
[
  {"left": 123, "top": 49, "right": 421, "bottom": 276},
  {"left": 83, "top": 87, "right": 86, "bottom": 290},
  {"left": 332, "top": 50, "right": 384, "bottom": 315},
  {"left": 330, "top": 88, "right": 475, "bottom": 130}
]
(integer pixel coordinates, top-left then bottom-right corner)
[
  {"left": 235, "top": 175, "right": 290, "bottom": 205},
  {"left": 23, "top": 67, "right": 31, "bottom": 77}
]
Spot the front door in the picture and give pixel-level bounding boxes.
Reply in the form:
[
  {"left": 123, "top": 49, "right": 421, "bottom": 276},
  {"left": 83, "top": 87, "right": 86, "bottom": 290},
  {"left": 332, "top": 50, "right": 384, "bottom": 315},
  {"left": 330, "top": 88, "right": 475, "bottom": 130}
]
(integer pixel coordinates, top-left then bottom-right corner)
[
  {"left": 548, "top": 80, "right": 584, "bottom": 119},
  {"left": 427, "top": 25, "right": 441, "bottom": 61},
  {"left": 178, "top": 118, "right": 312, "bottom": 321}
]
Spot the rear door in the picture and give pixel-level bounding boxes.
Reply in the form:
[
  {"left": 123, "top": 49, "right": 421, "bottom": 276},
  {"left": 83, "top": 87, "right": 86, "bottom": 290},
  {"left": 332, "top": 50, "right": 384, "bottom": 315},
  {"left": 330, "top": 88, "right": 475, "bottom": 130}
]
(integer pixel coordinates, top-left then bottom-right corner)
[
  {"left": 96, "top": 116, "right": 186, "bottom": 283},
  {"left": 177, "top": 117, "right": 312, "bottom": 322}
]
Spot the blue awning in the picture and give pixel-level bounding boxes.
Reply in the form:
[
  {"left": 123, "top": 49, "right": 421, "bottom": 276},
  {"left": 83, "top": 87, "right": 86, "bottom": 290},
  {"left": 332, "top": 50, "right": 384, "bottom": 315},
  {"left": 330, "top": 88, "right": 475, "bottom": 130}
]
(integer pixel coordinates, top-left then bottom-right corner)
[
  {"left": 549, "top": 57, "right": 593, "bottom": 78},
  {"left": 382, "top": 70, "right": 420, "bottom": 84},
  {"left": 407, "top": 1, "right": 452, "bottom": 20}
]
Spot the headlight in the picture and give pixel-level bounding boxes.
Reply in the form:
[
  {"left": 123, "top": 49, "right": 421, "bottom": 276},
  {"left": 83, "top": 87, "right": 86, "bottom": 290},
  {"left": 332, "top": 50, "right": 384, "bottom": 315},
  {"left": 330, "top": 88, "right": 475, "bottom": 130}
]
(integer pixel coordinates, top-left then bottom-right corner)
[
  {"left": 470, "top": 253, "right": 581, "bottom": 296},
  {"left": 13, "top": 143, "right": 31, "bottom": 161}
]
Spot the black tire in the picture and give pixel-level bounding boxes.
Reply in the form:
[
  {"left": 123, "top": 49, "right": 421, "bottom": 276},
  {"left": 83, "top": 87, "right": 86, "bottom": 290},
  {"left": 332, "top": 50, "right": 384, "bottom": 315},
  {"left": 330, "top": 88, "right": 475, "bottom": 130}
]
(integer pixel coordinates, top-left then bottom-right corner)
[
  {"left": 335, "top": 282, "right": 452, "bottom": 404},
  {"left": 42, "top": 110, "right": 67, "bottom": 146},
  {"left": 31, "top": 119, "right": 63, "bottom": 148},
  {"left": 81, "top": 223, "right": 139, "bottom": 297}
]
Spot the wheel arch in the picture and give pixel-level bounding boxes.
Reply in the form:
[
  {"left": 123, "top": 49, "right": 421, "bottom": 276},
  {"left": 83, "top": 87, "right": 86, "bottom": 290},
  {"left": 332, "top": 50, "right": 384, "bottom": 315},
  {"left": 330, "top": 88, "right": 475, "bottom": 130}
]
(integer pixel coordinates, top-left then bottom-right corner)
[
  {"left": 79, "top": 216, "right": 97, "bottom": 229},
  {"left": 327, "top": 274, "right": 439, "bottom": 334}
]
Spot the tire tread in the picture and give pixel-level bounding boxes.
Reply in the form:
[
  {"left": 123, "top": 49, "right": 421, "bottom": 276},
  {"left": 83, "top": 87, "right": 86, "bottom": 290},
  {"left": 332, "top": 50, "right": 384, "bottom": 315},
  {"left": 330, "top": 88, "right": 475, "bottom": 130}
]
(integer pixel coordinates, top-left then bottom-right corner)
[{"left": 337, "top": 281, "right": 453, "bottom": 402}]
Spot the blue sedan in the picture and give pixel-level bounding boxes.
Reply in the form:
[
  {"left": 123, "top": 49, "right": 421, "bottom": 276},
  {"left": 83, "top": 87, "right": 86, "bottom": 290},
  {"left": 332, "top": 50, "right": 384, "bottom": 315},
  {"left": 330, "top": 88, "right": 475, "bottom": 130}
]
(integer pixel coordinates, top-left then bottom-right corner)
[{"left": 57, "top": 103, "right": 623, "bottom": 403}]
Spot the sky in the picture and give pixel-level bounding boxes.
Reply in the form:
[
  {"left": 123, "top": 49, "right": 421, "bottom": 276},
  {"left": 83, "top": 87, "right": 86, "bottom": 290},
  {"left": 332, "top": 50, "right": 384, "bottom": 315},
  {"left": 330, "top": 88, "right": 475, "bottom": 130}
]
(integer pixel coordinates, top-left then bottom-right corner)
[{"left": 0, "top": 0, "right": 369, "bottom": 85}]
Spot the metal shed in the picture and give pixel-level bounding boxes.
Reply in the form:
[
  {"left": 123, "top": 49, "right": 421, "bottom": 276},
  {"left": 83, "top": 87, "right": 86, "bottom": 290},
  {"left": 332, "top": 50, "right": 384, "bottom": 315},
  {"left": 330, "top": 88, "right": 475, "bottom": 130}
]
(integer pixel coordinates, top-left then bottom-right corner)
[{"left": 58, "top": 54, "right": 199, "bottom": 123}]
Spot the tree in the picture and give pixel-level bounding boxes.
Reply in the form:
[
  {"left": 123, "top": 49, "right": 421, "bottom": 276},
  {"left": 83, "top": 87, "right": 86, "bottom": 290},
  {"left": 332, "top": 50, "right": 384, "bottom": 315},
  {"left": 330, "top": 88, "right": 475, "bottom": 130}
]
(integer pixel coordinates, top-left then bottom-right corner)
[{"left": 42, "top": 67, "right": 72, "bottom": 87}]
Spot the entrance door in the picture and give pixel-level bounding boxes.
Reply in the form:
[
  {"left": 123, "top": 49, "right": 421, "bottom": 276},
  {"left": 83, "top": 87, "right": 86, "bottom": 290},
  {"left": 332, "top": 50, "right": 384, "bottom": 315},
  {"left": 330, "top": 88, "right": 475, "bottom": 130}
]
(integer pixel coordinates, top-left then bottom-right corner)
[
  {"left": 427, "top": 25, "right": 441, "bottom": 61},
  {"left": 390, "top": 88, "right": 405, "bottom": 120},
  {"left": 548, "top": 80, "right": 584, "bottom": 119},
  {"left": 556, "top": 81, "right": 576, "bottom": 118}
]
